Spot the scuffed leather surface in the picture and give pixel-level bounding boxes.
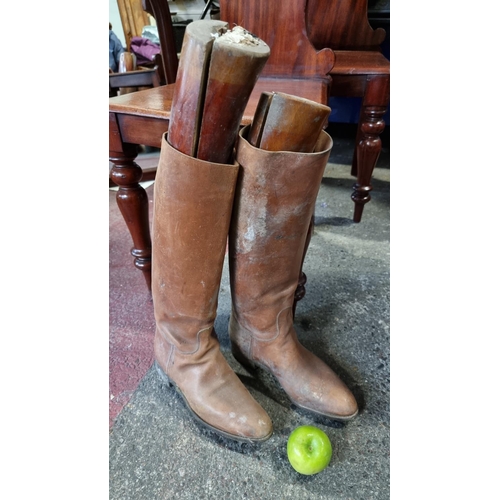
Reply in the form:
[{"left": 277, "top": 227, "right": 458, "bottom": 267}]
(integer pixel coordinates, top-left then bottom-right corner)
[
  {"left": 152, "top": 135, "right": 272, "bottom": 439},
  {"left": 229, "top": 126, "right": 358, "bottom": 419}
]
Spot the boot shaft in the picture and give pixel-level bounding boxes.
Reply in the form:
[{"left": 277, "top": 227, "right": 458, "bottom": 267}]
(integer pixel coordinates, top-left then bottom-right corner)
[
  {"left": 229, "top": 126, "right": 333, "bottom": 333},
  {"left": 152, "top": 134, "right": 239, "bottom": 348}
]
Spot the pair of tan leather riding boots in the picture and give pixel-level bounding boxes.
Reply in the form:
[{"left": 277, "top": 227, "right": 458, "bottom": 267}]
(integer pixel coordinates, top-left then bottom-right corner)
[{"left": 152, "top": 126, "right": 358, "bottom": 442}]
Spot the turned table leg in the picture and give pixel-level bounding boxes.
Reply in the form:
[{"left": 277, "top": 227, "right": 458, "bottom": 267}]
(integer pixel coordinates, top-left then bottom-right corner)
[
  {"left": 110, "top": 144, "right": 152, "bottom": 290},
  {"left": 351, "top": 75, "right": 390, "bottom": 223}
]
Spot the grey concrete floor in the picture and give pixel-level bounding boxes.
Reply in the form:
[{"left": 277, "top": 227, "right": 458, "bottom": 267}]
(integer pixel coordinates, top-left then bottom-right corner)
[{"left": 109, "top": 131, "right": 390, "bottom": 499}]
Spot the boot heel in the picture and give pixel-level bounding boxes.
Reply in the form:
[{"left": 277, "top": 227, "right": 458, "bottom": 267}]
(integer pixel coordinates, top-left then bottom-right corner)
[
  {"left": 231, "top": 342, "right": 256, "bottom": 371},
  {"left": 154, "top": 360, "right": 173, "bottom": 387}
]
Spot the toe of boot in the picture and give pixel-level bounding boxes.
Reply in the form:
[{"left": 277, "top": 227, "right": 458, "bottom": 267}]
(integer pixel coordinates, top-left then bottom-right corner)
[
  {"left": 156, "top": 340, "right": 274, "bottom": 442},
  {"left": 186, "top": 383, "right": 273, "bottom": 442},
  {"left": 266, "top": 343, "right": 359, "bottom": 421},
  {"left": 290, "top": 366, "right": 358, "bottom": 420},
  {"left": 309, "top": 384, "right": 358, "bottom": 420},
  {"left": 225, "top": 401, "right": 273, "bottom": 442}
]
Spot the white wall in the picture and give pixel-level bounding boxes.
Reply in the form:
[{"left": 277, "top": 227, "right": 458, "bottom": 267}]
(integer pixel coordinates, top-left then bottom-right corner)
[{"left": 109, "top": 0, "right": 126, "bottom": 46}]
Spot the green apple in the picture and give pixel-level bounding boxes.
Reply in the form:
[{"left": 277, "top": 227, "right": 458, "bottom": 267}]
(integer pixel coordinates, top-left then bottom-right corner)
[{"left": 287, "top": 425, "right": 332, "bottom": 475}]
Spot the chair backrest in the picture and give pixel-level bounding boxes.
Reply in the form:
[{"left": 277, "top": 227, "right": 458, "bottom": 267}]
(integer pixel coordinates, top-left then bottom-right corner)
[
  {"left": 109, "top": 62, "right": 161, "bottom": 98},
  {"left": 141, "top": 0, "right": 179, "bottom": 84},
  {"left": 109, "top": 67, "right": 161, "bottom": 90},
  {"left": 305, "top": 0, "right": 386, "bottom": 50},
  {"left": 219, "top": 0, "right": 335, "bottom": 80},
  {"left": 140, "top": 0, "right": 338, "bottom": 83}
]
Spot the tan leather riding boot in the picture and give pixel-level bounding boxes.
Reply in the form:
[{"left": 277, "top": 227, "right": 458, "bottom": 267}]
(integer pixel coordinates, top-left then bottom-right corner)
[
  {"left": 228, "top": 126, "right": 358, "bottom": 421},
  {"left": 152, "top": 135, "right": 272, "bottom": 442}
]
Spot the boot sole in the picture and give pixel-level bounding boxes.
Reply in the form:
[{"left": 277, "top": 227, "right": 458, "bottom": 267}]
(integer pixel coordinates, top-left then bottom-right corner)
[
  {"left": 154, "top": 361, "right": 272, "bottom": 443},
  {"left": 231, "top": 346, "right": 359, "bottom": 422}
]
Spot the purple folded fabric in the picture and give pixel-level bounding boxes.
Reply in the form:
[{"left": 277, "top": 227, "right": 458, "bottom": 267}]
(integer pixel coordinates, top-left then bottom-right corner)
[{"left": 130, "top": 36, "right": 161, "bottom": 65}]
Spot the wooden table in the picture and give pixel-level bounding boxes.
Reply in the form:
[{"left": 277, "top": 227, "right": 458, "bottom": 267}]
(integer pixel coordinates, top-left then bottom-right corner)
[{"left": 109, "top": 78, "right": 329, "bottom": 290}]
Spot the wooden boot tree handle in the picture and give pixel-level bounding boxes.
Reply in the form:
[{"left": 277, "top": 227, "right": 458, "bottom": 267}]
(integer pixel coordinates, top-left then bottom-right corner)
[
  {"left": 168, "top": 21, "right": 270, "bottom": 163},
  {"left": 248, "top": 92, "right": 331, "bottom": 153},
  {"left": 168, "top": 20, "right": 228, "bottom": 157},
  {"left": 197, "top": 27, "right": 270, "bottom": 163}
]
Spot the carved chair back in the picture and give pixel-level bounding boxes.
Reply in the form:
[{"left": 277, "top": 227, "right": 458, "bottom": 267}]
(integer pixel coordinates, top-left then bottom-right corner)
[
  {"left": 220, "top": 0, "right": 335, "bottom": 81},
  {"left": 306, "top": 0, "right": 386, "bottom": 51}
]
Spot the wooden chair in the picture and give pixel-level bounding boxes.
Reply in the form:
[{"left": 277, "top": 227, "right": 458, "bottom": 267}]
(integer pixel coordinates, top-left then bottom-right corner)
[
  {"left": 141, "top": 0, "right": 179, "bottom": 85},
  {"left": 109, "top": 0, "right": 335, "bottom": 294},
  {"left": 306, "top": 0, "right": 390, "bottom": 222},
  {"left": 109, "top": 51, "right": 162, "bottom": 188},
  {"left": 109, "top": 61, "right": 162, "bottom": 98}
]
